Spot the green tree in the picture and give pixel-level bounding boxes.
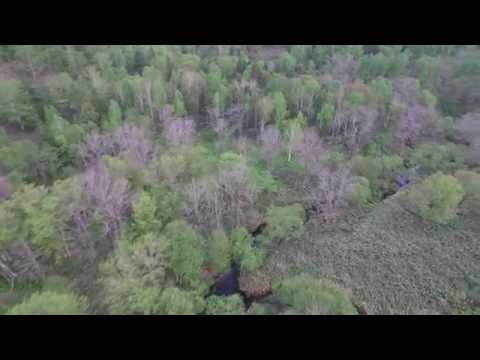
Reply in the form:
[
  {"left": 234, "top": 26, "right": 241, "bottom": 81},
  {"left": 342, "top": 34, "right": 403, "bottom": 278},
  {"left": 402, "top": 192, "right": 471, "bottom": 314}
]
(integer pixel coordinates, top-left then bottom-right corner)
[
  {"left": 0, "top": 80, "right": 39, "bottom": 130},
  {"left": 273, "top": 91, "right": 288, "bottom": 131},
  {"left": 317, "top": 102, "right": 335, "bottom": 129},
  {"left": 286, "top": 112, "right": 305, "bottom": 162},
  {"left": 130, "top": 191, "right": 160, "bottom": 239},
  {"left": 407, "top": 143, "right": 466, "bottom": 175},
  {"left": 348, "top": 176, "right": 372, "bottom": 206},
  {"left": 7, "top": 291, "right": 88, "bottom": 315},
  {"left": 208, "top": 230, "right": 232, "bottom": 274},
  {"left": 408, "top": 172, "right": 465, "bottom": 224},
  {"left": 415, "top": 55, "right": 439, "bottom": 89},
  {"left": 164, "top": 220, "right": 207, "bottom": 289},
  {"left": 360, "top": 52, "right": 390, "bottom": 81},
  {"left": 230, "top": 227, "right": 264, "bottom": 273},
  {"left": 174, "top": 90, "right": 186, "bottom": 117},
  {"left": 104, "top": 99, "right": 123, "bottom": 131},
  {"left": 217, "top": 55, "right": 238, "bottom": 78},
  {"left": 276, "top": 51, "right": 297, "bottom": 76},
  {"left": 352, "top": 154, "right": 404, "bottom": 200},
  {"left": 45, "top": 106, "right": 67, "bottom": 147},
  {"left": 159, "top": 287, "right": 201, "bottom": 315},
  {"left": 291, "top": 45, "right": 310, "bottom": 66},
  {"left": 100, "top": 234, "right": 169, "bottom": 314}
]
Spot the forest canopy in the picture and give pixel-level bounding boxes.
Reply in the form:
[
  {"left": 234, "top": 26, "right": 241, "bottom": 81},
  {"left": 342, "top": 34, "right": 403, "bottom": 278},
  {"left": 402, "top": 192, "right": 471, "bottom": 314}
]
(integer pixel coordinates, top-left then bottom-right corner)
[{"left": 0, "top": 45, "right": 479, "bottom": 315}]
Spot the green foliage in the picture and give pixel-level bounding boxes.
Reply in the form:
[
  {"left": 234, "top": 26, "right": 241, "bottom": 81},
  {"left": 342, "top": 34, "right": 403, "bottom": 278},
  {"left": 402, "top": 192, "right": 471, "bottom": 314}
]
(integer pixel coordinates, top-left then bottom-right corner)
[
  {"left": 208, "top": 230, "right": 232, "bottom": 274},
  {"left": 0, "top": 181, "right": 75, "bottom": 258},
  {"left": 42, "top": 275, "right": 73, "bottom": 294},
  {"left": 177, "top": 145, "right": 218, "bottom": 178},
  {"left": 369, "top": 77, "right": 393, "bottom": 108},
  {"left": 129, "top": 191, "right": 161, "bottom": 240},
  {"left": 159, "top": 287, "right": 199, "bottom": 315},
  {"left": 352, "top": 154, "right": 405, "bottom": 200},
  {"left": 174, "top": 90, "right": 186, "bottom": 116},
  {"left": 205, "top": 294, "right": 245, "bottom": 315},
  {"left": 345, "top": 90, "right": 367, "bottom": 107},
  {"left": 218, "top": 151, "right": 245, "bottom": 169},
  {"left": 248, "top": 163, "right": 280, "bottom": 193},
  {"left": 230, "top": 227, "right": 264, "bottom": 273},
  {"left": 264, "top": 204, "right": 305, "bottom": 245},
  {"left": 248, "top": 302, "right": 271, "bottom": 315},
  {"left": 164, "top": 220, "right": 207, "bottom": 289},
  {"left": 0, "top": 80, "right": 39, "bottom": 129},
  {"left": 273, "top": 91, "right": 288, "bottom": 131},
  {"left": 419, "top": 89, "right": 437, "bottom": 107},
  {"left": 317, "top": 102, "right": 335, "bottom": 129},
  {"left": 276, "top": 51, "right": 297, "bottom": 76},
  {"left": 349, "top": 176, "right": 372, "bottom": 206},
  {"left": 365, "top": 132, "right": 395, "bottom": 156},
  {"left": 273, "top": 274, "right": 357, "bottom": 315},
  {"left": 100, "top": 234, "right": 169, "bottom": 314},
  {"left": 407, "top": 143, "right": 466, "bottom": 174},
  {"left": 45, "top": 106, "right": 67, "bottom": 147},
  {"left": 150, "top": 185, "right": 179, "bottom": 228},
  {"left": 415, "top": 55, "right": 439, "bottom": 89},
  {"left": 360, "top": 52, "right": 390, "bottom": 81},
  {"left": 104, "top": 99, "right": 123, "bottom": 131},
  {"left": 217, "top": 55, "right": 238, "bottom": 78},
  {"left": 6, "top": 291, "right": 88, "bottom": 315},
  {"left": 408, "top": 172, "right": 465, "bottom": 224}
]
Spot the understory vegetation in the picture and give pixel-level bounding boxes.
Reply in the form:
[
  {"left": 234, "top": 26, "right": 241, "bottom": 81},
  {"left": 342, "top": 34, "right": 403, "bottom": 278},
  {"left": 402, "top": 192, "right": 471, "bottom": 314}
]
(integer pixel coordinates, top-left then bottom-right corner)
[{"left": 0, "top": 45, "right": 479, "bottom": 315}]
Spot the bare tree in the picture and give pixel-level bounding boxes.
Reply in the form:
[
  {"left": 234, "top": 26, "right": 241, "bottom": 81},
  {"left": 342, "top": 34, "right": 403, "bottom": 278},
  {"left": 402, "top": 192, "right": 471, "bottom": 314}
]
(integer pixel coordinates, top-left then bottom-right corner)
[
  {"left": 79, "top": 164, "right": 131, "bottom": 245},
  {"left": 304, "top": 166, "right": 353, "bottom": 222},
  {"left": 0, "top": 176, "right": 11, "bottom": 201},
  {"left": 207, "top": 104, "right": 245, "bottom": 139},
  {"left": 78, "top": 132, "right": 115, "bottom": 168},
  {"left": 185, "top": 162, "right": 258, "bottom": 231},
  {"left": 163, "top": 116, "right": 196, "bottom": 146},
  {"left": 331, "top": 105, "right": 378, "bottom": 153},
  {"left": 113, "top": 124, "right": 153, "bottom": 167},
  {"left": 392, "top": 77, "right": 440, "bottom": 152},
  {"left": 329, "top": 54, "right": 359, "bottom": 84},
  {"left": 79, "top": 124, "right": 153, "bottom": 168},
  {"left": 298, "top": 127, "right": 325, "bottom": 176},
  {"left": 260, "top": 125, "right": 282, "bottom": 169}
]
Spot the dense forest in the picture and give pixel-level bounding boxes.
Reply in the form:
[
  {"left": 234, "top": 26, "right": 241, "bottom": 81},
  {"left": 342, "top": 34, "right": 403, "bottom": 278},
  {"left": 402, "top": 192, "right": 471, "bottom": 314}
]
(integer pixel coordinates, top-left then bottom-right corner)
[{"left": 0, "top": 45, "right": 479, "bottom": 315}]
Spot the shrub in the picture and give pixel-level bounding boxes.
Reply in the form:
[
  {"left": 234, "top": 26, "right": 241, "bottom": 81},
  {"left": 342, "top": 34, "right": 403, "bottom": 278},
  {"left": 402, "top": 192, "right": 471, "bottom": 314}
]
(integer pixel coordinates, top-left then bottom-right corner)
[
  {"left": 352, "top": 154, "right": 404, "bottom": 199},
  {"left": 248, "top": 303, "right": 271, "bottom": 315},
  {"left": 273, "top": 274, "right": 357, "bottom": 315},
  {"left": 348, "top": 176, "right": 372, "bottom": 205},
  {"left": 407, "top": 143, "right": 467, "bottom": 174},
  {"left": 205, "top": 294, "right": 245, "bottom": 315},
  {"left": 407, "top": 172, "right": 465, "bottom": 223},
  {"left": 42, "top": 275, "right": 73, "bottom": 294},
  {"left": 6, "top": 291, "right": 88, "bottom": 315},
  {"left": 263, "top": 204, "right": 305, "bottom": 245}
]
